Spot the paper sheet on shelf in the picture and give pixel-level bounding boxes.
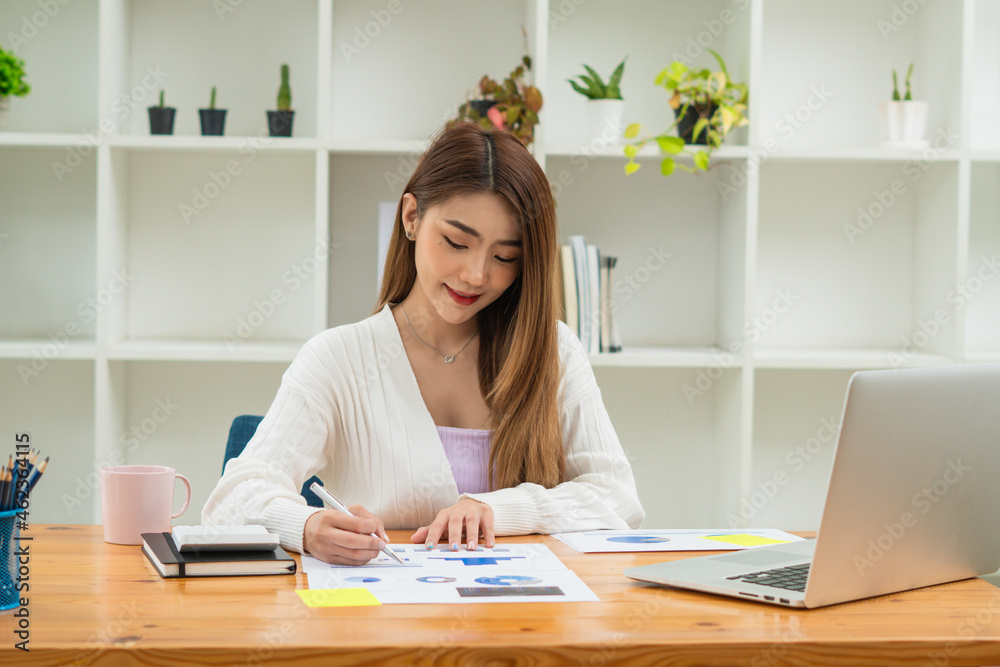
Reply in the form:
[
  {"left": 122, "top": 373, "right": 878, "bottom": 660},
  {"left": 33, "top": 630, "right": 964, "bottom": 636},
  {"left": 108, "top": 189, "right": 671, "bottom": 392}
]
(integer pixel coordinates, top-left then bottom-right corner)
[
  {"left": 551, "top": 529, "right": 805, "bottom": 553},
  {"left": 301, "top": 543, "right": 597, "bottom": 603}
]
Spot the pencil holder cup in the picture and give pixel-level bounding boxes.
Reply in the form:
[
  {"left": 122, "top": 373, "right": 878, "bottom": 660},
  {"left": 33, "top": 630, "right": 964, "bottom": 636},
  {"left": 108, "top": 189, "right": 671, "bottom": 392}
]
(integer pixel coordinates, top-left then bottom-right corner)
[{"left": 0, "top": 509, "right": 21, "bottom": 612}]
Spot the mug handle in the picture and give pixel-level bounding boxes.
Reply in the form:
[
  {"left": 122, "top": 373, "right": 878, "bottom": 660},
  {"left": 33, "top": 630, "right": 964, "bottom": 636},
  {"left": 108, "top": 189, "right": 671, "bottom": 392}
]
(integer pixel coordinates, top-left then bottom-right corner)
[{"left": 172, "top": 473, "right": 192, "bottom": 519}]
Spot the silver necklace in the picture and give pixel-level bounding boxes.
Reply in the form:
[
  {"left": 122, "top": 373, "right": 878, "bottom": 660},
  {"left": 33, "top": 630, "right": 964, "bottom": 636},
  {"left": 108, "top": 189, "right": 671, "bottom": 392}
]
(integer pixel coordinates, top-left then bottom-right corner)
[{"left": 400, "top": 304, "right": 478, "bottom": 364}]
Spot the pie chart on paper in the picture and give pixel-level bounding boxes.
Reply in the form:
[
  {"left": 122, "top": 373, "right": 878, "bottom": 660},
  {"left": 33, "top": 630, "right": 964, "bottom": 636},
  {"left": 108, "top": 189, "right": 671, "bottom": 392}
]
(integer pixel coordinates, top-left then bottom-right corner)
[{"left": 474, "top": 575, "right": 542, "bottom": 586}]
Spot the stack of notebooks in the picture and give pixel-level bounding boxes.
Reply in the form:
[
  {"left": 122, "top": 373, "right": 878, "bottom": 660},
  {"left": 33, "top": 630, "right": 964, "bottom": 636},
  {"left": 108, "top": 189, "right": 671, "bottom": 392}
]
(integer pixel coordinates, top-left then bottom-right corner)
[
  {"left": 557, "top": 235, "right": 622, "bottom": 354},
  {"left": 141, "top": 525, "right": 296, "bottom": 578}
]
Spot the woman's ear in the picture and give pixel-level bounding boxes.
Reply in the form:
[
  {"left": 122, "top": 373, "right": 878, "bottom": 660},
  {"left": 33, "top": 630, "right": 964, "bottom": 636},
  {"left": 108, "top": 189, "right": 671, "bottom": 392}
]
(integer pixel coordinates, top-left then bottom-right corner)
[{"left": 401, "top": 193, "right": 419, "bottom": 237}]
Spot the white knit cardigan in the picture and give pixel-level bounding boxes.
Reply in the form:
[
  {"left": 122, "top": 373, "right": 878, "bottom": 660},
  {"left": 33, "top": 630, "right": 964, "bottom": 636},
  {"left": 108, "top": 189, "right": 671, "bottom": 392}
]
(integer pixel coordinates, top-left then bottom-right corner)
[{"left": 202, "top": 304, "right": 645, "bottom": 553}]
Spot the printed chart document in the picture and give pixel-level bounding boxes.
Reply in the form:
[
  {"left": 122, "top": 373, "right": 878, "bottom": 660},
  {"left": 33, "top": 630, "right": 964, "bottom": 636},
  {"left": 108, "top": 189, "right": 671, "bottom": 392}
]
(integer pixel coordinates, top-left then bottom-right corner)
[
  {"left": 551, "top": 529, "right": 805, "bottom": 553},
  {"left": 302, "top": 543, "right": 598, "bottom": 604}
]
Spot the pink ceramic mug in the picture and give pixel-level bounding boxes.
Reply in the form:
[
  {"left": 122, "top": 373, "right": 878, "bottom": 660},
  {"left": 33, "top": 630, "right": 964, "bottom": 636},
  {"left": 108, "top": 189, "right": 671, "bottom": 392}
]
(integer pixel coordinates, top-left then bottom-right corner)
[{"left": 100, "top": 465, "right": 191, "bottom": 545}]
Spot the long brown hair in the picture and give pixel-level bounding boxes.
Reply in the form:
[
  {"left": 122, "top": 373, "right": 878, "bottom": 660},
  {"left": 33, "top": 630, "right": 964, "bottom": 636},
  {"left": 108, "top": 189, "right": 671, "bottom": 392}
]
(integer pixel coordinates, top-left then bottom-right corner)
[{"left": 375, "top": 121, "right": 563, "bottom": 490}]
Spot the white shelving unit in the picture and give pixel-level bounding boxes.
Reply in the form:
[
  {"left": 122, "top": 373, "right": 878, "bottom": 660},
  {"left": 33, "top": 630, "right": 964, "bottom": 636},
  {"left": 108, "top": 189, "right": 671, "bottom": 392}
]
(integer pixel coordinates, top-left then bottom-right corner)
[{"left": 2, "top": 0, "right": 997, "bottom": 530}]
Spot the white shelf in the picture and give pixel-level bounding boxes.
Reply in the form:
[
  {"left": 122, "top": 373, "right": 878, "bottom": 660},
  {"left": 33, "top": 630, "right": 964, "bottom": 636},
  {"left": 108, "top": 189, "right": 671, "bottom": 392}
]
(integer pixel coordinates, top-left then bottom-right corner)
[
  {"left": 0, "top": 339, "right": 97, "bottom": 361},
  {"left": 589, "top": 346, "right": 743, "bottom": 369},
  {"left": 107, "top": 135, "right": 322, "bottom": 153},
  {"left": 328, "top": 139, "right": 429, "bottom": 155},
  {"left": 0, "top": 132, "right": 100, "bottom": 148},
  {"left": 753, "top": 348, "right": 955, "bottom": 370},
  {"left": 765, "top": 146, "right": 963, "bottom": 162},
  {"left": 970, "top": 150, "right": 1000, "bottom": 162},
  {"left": 966, "top": 352, "right": 1000, "bottom": 364},
  {"left": 108, "top": 339, "right": 304, "bottom": 363},
  {"left": 544, "top": 144, "right": 749, "bottom": 160}
]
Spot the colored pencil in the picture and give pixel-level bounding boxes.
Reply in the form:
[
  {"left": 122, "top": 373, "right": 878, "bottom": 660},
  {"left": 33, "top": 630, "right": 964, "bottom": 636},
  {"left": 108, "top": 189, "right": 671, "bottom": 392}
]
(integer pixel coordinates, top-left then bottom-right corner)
[
  {"left": 0, "top": 465, "right": 9, "bottom": 512},
  {"left": 22, "top": 456, "right": 48, "bottom": 504}
]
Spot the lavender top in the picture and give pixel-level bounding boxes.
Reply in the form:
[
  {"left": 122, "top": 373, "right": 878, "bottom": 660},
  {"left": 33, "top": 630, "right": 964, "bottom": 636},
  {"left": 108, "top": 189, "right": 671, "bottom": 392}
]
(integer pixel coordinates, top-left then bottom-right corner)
[{"left": 436, "top": 426, "right": 491, "bottom": 495}]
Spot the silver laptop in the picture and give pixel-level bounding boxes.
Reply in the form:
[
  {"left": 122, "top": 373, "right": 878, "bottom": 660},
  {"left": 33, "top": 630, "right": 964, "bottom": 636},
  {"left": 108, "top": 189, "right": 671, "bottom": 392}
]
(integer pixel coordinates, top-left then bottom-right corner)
[{"left": 625, "top": 363, "right": 1000, "bottom": 608}]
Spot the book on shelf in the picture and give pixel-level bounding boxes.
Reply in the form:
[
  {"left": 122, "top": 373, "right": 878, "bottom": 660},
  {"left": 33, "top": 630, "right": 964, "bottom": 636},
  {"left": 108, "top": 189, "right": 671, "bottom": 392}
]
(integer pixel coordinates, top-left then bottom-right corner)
[
  {"left": 559, "top": 245, "right": 578, "bottom": 335},
  {"left": 568, "top": 235, "right": 591, "bottom": 351},
  {"left": 141, "top": 531, "right": 296, "bottom": 578},
  {"left": 559, "top": 235, "right": 621, "bottom": 354},
  {"left": 585, "top": 244, "right": 601, "bottom": 355}
]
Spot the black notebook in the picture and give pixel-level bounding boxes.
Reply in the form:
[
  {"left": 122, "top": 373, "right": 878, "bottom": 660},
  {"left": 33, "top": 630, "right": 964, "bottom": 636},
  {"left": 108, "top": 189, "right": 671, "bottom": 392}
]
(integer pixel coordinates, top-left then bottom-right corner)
[{"left": 141, "top": 531, "right": 296, "bottom": 578}]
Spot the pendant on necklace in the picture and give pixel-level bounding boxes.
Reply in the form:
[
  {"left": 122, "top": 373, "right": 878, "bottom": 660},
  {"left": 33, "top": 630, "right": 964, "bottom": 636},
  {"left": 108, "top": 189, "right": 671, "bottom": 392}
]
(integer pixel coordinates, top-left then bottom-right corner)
[{"left": 444, "top": 355, "right": 455, "bottom": 363}]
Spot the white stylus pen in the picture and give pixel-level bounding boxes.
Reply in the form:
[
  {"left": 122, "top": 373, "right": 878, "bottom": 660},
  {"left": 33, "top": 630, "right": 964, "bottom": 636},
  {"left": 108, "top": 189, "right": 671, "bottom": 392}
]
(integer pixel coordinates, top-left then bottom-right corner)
[{"left": 309, "top": 482, "right": 406, "bottom": 565}]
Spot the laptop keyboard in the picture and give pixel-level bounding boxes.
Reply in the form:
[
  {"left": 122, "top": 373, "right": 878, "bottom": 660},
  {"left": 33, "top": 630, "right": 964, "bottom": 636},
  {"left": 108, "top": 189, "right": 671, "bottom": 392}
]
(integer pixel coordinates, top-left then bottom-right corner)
[{"left": 726, "top": 563, "right": 810, "bottom": 592}]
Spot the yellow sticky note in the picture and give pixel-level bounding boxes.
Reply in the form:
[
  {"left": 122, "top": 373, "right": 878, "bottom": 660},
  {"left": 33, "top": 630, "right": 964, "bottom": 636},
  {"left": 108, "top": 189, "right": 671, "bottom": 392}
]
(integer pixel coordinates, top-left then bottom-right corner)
[
  {"left": 701, "top": 534, "right": 791, "bottom": 547},
  {"left": 296, "top": 588, "right": 381, "bottom": 607}
]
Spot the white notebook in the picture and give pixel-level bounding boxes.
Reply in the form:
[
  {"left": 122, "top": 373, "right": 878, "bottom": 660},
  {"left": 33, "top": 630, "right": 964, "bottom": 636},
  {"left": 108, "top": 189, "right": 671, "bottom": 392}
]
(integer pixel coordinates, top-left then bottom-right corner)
[{"left": 170, "top": 525, "right": 279, "bottom": 552}]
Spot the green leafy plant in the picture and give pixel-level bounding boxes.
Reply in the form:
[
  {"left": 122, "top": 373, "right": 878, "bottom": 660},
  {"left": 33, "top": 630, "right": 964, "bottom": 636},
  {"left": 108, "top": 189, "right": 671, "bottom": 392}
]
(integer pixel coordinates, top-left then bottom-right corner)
[
  {"left": 567, "top": 58, "right": 626, "bottom": 100},
  {"left": 453, "top": 30, "right": 542, "bottom": 147},
  {"left": 277, "top": 64, "right": 292, "bottom": 111},
  {"left": 892, "top": 63, "right": 914, "bottom": 101},
  {"left": 209, "top": 86, "right": 217, "bottom": 109},
  {"left": 0, "top": 46, "right": 30, "bottom": 98},
  {"left": 623, "top": 49, "right": 748, "bottom": 177},
  {"left": 158, "top": 90, "right": 165, "bottom": 108}
]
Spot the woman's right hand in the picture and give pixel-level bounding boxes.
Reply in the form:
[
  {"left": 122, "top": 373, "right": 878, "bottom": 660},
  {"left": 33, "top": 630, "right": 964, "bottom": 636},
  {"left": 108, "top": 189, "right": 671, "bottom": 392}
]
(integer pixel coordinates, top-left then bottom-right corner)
[{"left": 302, "top": 506, "right": 390, "bottom": 565}]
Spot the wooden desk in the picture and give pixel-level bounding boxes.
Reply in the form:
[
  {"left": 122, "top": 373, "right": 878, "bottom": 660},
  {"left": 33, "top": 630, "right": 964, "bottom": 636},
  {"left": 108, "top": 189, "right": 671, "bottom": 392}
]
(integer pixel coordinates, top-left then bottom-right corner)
[{"left": 4, "top": 525, "right": 1000, "bottom": 666}]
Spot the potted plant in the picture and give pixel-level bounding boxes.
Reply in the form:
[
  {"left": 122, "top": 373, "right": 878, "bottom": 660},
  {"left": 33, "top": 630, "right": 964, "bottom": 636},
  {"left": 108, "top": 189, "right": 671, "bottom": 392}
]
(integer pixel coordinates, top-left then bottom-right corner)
[
  {"left": 0, "top": 46, "right": 31, "bottom": 128},
  {"left": 568, "top": 58, "right": 626, "bottom": 143},
  {"left": 454, "top": 47, "right": 543, "bottom": 148},
  {"left": 148, "top": 90, "right": 176, "bottom": 135},
  {"left": 267, "top": 64, "right": 294, "bottom": 137},
  {"left": 623, "top": 49, "right": 748, "bottom": 177},
  {"left": 199, "top": 86, "right": 227, "bottom": 136},
  {"left": 878, "top": 63, "right": 928, "bottom": 148}
]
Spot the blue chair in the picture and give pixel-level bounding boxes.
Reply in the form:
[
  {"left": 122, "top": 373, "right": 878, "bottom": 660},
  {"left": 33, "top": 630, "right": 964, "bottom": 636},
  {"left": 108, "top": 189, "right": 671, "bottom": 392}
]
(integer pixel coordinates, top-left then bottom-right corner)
[{"left": 223, "top": 414, "right": 324, "bottom": 508}]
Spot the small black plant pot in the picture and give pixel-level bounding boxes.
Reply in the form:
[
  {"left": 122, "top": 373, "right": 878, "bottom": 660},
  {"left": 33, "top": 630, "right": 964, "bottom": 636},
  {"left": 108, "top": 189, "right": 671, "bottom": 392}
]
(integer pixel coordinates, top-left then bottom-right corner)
[
  {"left": 148, "top": 107, "right": 176, "bottom": 135},
  {"left": 267, "top": 110, "right": 295, "bottom": 137},
  {"left": 468, "top": 100, "right": 498, "bottom": 117},
  {"left": 199, "top": 108, "right": 228, "bottom": 136},
  {"left": 674, "top": 102, "right": 718, "bottom": 145}
]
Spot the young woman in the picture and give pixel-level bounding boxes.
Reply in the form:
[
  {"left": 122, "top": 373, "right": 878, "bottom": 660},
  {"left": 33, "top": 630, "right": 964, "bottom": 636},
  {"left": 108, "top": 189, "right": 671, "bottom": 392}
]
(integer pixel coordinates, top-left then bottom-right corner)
[{"left": 202, "top": 122, "right": 644, "bottom": 565}]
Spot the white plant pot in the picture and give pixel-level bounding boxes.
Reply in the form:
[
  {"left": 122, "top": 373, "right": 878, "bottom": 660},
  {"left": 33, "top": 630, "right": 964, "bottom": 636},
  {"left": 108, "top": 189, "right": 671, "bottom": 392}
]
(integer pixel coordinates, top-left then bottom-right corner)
[
  {"left": 878, "top": 100, "right": 929, "bottom": 149},
  {"left": 586, "top": 99, "right": 625, "bottom": 144},
  {"left": 0, "top": 96, "right": 9, "bottom": 129}
]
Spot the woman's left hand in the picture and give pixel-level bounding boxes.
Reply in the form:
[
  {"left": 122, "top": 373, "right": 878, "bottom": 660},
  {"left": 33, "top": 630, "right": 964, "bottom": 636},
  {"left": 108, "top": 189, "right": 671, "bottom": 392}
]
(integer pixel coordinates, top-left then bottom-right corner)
[{"left": 410, "top": 497, "right": 495, "bottom": 550}]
